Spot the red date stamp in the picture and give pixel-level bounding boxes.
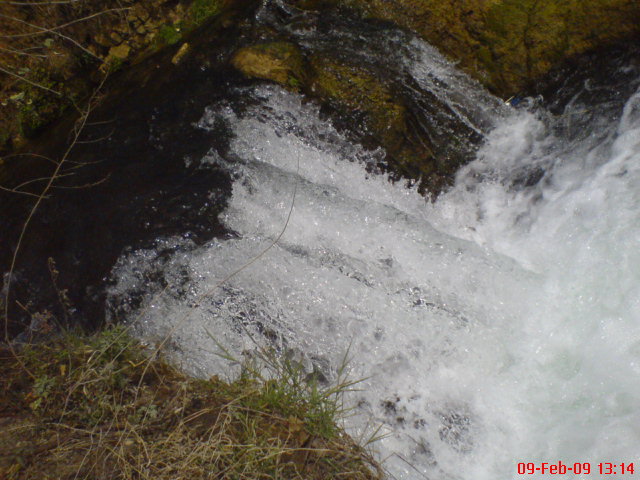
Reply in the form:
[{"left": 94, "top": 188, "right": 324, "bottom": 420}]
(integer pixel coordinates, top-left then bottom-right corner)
[{"left": 517, "top": 462, "right": 635, "bottom": 475}]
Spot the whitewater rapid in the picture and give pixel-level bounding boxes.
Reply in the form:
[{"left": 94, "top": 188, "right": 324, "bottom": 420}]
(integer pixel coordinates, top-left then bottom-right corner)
[{"left": 107, "top": 42, "right": 640, "bottom": 479}]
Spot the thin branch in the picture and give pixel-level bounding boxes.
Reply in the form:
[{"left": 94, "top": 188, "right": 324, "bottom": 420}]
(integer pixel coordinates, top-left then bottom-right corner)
[
  {"left": 74, "top": 128, "right": 115, "bottom": 144},
  {"left": 4, "top": 73, "right": 108, "bottom": 347},
  {"left": 1, "top": 152, "right": 61, "bottom": 165},
  {"left": 0, "top": 8, "right": 130, "bottom": 38},
  {"left": 52, "top": 172, "right": 111, "bottom": 189},
  {"left": 0, "top": 45, "right": 47, "bottom": 57},
  {"left": 85, "top": 118, "right": 116, "bottom": 126},
  {"left": 12, "top": 171, "right": 75, "bottom": 191},
  {"left": 0, "top": 184, "right": 48, "bottom": 198},
  {"left": 0, "top": 65, "right": 62, "bottom": 96}
]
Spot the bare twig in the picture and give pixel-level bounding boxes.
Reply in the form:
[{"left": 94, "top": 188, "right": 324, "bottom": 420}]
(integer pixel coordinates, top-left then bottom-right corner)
[
  {"left": 52, "top": 172, "right": 111, "bottom": 189},
  {"left": 74, "top": 128, "right": 115, "bottom": 144},
  {"left": 0, "top": 8, "right": 130, "bottom": 38},
  {"left": 3, "top": 73, "right": 108, "bottom": 353},
  {"left": 12, "top": 171, "right": 75, "bottom": 191},
  {"left": 0, "top": 64, "right": 62, "bottom": 95},
  {"left": 1, "top": 152, "right": 61, "bottom": 165},
  {"left": 0, "top": 183, "right": 48, "bottom": 198},
  {"left": 0, "top": 45, "right": 47, "bottom": 57},
  {"left": 0, "top": 13, "right": 105, "bottom": 60}
]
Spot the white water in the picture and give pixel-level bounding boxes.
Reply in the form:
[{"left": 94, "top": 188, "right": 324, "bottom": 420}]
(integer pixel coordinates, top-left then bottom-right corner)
[{"left": 107, "top": 45, "right": 640, "bottom": 479}]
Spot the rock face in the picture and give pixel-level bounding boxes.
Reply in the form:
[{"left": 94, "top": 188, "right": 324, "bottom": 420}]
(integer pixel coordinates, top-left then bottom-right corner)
[
  {"left": 227, "top": 1, "right": 640, "bottom": 193},
  {"left": 293, "top": 0, "right": 640, "bottom": 95},
  {"left": 231, "top": 44, "right": 441, "bottom": 189},
  {"left": 306, "top": 56, "right": 440, "bottom": 185},
  {"left": 229, "top": 15, "right": 485, "bottom": 195}
]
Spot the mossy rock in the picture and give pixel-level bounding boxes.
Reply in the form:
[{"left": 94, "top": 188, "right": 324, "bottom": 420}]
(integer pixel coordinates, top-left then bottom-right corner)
[
  {"left": 308, "top": 56, "right": 405, "bottom": 146},
  {"left": 231, "top": 41, "right": 306, "bottom": 87},
  {"left": 307, "top": 55, "right": 437, "bottom": 181},
  {"left": 231, "top": 44, "right": 438, "bottom": 188},
  {"left": 157, "top": 24, "right": 183, "bottom": 46},
  {"left": 188, "top": 0, "right": 223, "bottom": 27},
  {"left": 18, "top": 93, "right": 66, "bottom": 139},
  {"left": 337, "top": 0, "right": 491, "bottom": 84},
  {"left": 322, "top": 0, "right": 640, "bottom": 95}
]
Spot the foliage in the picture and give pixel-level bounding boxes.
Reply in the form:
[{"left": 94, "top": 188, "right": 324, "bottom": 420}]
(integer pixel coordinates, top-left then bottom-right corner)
[
  {"left": 0, "top": 327, "right": 382, "bottom": 480},
  {"left": 157, "top": 24, "right": 183, "bottom": 46},
  {"left": 188, "top": 0, "right": 223, "bottom": 27}
]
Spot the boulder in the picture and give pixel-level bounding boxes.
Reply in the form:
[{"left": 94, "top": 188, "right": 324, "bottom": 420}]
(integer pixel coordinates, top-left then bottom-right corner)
[
  {"left": 109, "top": 43, "right": 132, "bottom": 60},
  {"left": 231, "top": 42, "right": 305, "bottom": 87}
]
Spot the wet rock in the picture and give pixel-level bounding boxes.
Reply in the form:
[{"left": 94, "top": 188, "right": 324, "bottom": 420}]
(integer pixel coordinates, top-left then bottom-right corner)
[
  {"left": 308, "top": 56, "right": 405, "bottom": 143},
  {"left": 306, "top": 55, "right": 439, "bottom": 189},
  {"left": 109, "top": 43, "right": 131, "bottom": 60},
  {"left": 307, "top": 0, "right": 640, "bottom": 95},
  {"left": 229, "top": 13, "right": 478, "bottom": 195},
  {"left": 231, "top": 41, "right": 305, "bottom": 87}
]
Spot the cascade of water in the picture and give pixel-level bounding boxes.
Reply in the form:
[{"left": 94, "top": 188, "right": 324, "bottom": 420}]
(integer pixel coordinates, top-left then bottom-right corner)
[{"left": 107, "top": 38, "right": 640, "bottom": 479}]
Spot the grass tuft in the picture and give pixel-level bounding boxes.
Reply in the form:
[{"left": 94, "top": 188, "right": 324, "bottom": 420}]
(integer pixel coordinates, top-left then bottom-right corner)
[
  {"left": 0, "top": 326, "right": 383, "bottom": 480},
  {"left": 188, "top": 0, "right": 223, "bottom": 27}
]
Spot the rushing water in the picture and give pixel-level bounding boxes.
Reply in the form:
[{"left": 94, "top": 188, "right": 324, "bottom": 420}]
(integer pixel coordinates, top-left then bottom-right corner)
[{"left": 107, "top": 35, "right": 640, "bottom": 479}]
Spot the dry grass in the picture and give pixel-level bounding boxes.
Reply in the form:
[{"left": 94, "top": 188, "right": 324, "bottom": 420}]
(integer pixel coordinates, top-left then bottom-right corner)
[{"left": 0, "top": 326, "right": 383, "bottom": 480}]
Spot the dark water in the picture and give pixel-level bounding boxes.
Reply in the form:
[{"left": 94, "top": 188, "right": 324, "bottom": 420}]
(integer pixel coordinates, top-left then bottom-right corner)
[{"left": 1, "top": 0, "right": 496, "bottom": 336}]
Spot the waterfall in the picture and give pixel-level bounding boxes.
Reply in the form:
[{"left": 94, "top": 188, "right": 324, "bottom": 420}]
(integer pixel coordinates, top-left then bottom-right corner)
[{"left": 107, "top": 37, "right": 640, "bottom": 479}]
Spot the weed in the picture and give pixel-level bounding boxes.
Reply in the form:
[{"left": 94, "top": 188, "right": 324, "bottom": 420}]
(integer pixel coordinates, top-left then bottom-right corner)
[
  {"left": 157, "top": 24, "right": 183, "bottom": 46},
  {"left": 188, "top": 0, "right": 222, "bottom": 27},
  {"left": 106, "top": 56, "right": 125, "bottom": 73},
  {"left": 0, "top": 327, "right": 383, "bottom": 480},
  {"left": 288, "top": 76, "right": 301, "bottom": 89}
]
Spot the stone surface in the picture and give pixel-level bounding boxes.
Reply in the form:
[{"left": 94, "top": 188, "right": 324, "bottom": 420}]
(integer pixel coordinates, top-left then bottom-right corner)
[
  {"left": 109, "top": 43, "right": 132, "bottom": 60},
  {"left": 321, "top": 0, "right": 640, "bottom": 95},
  {"left": 231, "top": 42, "right": 305, "bottom": 86}
]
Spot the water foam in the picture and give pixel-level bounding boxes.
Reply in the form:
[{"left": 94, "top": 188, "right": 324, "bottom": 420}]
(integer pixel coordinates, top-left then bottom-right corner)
[{"left": 108, "top": 80, "right": 640, "bottom": 479}]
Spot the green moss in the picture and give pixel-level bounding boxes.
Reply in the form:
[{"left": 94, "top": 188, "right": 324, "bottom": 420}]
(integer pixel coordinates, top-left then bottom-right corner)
[
  {"left": 17, "top": 92, "right": 65, "bottom": 138},
  {"left": 188, "top": 0, "right": 223, "bottom": 27},
  {"left": 309, "top": 56, "right": 406, "bottom": 146},
  {"left": 158, "top": 24, "right": 183, "bottom": 46},
  {"left": 307, "top": 55, "right": 443, "bottom": 188},
  {"left": 108, "top": 56, "right": 125, "bottom": 73},
  {"left": 288, "top": 76, "right": 301, "bottom": 89},
  {"left": 330, "top": 0, "right": 640, "bottom": 94}
]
